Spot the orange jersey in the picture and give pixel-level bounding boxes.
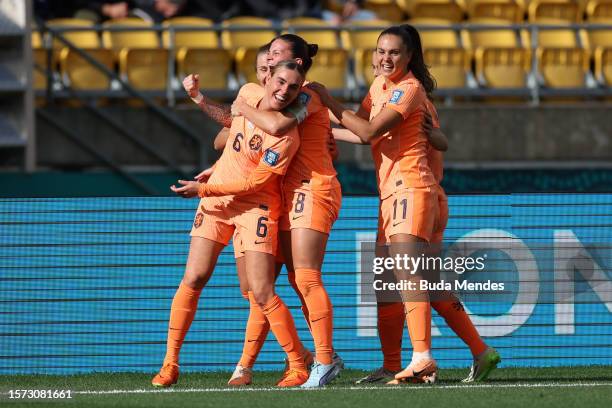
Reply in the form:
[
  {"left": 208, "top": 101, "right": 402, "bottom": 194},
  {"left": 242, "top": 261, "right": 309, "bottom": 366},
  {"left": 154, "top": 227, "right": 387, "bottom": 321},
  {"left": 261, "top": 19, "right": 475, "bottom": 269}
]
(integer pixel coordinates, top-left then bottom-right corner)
[
  {"left": 424, "top": 98, "right": 443, "bottom": 184},
  {"left": 239, "top": 82, "right": 338, "bottom": 192},
  {"left": 284, "top": 83, "right": 338, "bottom": 191},
  {"left": 204, "top": 84, "right": 300, "bottom": 219},
  {"left": 361, "top": 72, "right": 435, "bottom": 198}
]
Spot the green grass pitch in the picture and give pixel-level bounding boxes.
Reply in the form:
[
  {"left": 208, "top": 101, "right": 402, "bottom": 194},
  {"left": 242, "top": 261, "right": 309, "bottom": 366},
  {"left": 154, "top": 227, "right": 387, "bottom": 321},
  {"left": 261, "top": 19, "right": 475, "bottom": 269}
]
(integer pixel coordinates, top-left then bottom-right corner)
[{"left": 1, "top": 367, "right": 611, "bottom": 408}]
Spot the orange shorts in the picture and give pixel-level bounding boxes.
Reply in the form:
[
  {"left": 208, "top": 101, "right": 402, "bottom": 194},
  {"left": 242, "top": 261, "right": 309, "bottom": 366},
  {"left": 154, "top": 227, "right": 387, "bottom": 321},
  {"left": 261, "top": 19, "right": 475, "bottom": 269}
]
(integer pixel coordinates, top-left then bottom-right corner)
[
  {"left": 190, "top": 199, "right": 278, "bottom": 256},
  {"left": 431, "top": 185, "right": 448, "bottom": 244},
  {"left": 232, "top": 228, "right": 285, "bottom": 263},
  {"left": 279, "top": 186, "right": 342, "bottom": 234},
  {"left": 379, "top": 186, "right": 438, "bottom": 243}
]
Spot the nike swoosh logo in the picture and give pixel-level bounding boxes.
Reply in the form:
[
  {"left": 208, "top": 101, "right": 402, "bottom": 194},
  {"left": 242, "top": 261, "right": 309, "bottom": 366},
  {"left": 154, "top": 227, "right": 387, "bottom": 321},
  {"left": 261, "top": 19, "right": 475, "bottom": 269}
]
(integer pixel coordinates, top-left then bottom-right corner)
[
  {"left": 393, "top": 222, "right": 403, "bottom": 227},
  {"left": 254, "top": 240, "right": 266, "bottom": 245},
  {"left": 412, "top": 369, "right": 425, "bottom": 377},
  {"left": 292, "top": 215, "right": 303, "bottom": 220}
]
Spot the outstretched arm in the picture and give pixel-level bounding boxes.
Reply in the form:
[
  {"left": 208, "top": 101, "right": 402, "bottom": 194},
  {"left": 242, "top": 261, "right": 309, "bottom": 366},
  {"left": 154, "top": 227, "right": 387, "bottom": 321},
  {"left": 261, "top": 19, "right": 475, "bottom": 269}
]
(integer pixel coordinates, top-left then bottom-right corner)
[
  {"left": 333, "top": 128, "right": 368, "bottom": 144},
  {"left": 183, "top": 74, "right": 232, "bottom": 128},
  {"left": 233, "top": 97, "right": 298, "bottom": 136}
]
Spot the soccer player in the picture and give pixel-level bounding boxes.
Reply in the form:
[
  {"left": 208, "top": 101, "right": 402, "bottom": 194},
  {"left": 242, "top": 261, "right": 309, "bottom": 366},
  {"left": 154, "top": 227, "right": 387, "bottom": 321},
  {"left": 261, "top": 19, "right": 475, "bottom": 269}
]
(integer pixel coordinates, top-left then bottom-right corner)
[
  {"left": 151, "top": 60, "right": 310, "bottom": 388},
  {"left": 231, "top": 34, "right": 344, "bottom": 388},
  {"left": 308, "top": 25, "right": 440, "bottom": 384}
]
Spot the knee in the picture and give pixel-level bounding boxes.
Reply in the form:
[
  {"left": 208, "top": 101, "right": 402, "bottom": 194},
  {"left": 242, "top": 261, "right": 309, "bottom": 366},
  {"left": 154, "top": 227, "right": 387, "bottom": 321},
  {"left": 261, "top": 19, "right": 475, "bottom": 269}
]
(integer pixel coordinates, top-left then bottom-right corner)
[
  {"left": 295, "top": 269, "right": 322, "bottom": 296},
  {"left": 250, "top": 287, "right": 274, "bottom": 307},
  {"left": 182, "top": 275, "right": 206, "bottom": 290}
]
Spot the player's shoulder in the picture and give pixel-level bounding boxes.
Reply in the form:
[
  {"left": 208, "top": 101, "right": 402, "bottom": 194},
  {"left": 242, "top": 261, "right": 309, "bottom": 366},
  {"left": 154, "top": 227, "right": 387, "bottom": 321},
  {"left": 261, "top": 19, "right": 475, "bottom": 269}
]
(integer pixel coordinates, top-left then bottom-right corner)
[
  {"left": 368, "top": 75, "right": 386, "bottom": 94},
  {"left": 297, "top": 85, "right": 320, "bottom": 108},
  {"left": 238, "top": 82, "right": 264, "bottom": 98}
]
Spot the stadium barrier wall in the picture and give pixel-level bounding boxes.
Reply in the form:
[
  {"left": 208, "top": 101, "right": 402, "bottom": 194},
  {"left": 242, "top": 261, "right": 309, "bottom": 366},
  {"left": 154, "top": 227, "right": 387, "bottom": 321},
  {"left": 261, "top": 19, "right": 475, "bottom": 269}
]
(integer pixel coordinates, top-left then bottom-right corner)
[{"left": 0, "top": 194, "right": 610, "bottom": 374}]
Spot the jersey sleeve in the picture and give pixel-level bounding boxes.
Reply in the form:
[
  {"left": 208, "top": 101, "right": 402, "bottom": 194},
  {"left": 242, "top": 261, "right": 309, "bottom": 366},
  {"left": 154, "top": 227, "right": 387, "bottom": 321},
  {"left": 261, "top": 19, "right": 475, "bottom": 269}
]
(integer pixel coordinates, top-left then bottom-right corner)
[
  {"left": 424, "top": 99, "right": 440, "bottom": 129},
  {"left": 385, "top": 80, "right": 426, "bottom": 120},
  {"left": 285, "top": 88, "right": 320, "bottom": 124},
  {"left": 260, "top": 128, "right": 300, "bottom": 175},
  {"left": 237, "top": 82, "right": 264, "bottom": 106}
]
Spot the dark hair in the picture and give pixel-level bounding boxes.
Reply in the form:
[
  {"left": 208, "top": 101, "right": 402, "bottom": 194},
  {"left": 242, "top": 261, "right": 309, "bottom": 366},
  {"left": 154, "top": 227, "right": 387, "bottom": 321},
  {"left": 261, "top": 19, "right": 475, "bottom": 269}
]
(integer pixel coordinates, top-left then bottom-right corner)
[
  {"left": 269, "top": 60, "right": 306, "bottom": 79},
  {"left": 377, "top": 25, "right": 436, "bottom": 96},
  {"left": 273, "top": 34, "right": 318, "bottom": 73},
  {"left": 254, "top": 42, "right": 270, "bottom": 69}
]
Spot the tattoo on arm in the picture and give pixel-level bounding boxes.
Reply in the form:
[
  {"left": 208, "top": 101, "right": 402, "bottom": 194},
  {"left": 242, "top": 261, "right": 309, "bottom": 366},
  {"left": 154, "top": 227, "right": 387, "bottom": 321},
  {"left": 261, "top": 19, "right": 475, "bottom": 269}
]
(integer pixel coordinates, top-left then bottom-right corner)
[{"left": 198, "top": 98, "right": 232, "bottom": 128}]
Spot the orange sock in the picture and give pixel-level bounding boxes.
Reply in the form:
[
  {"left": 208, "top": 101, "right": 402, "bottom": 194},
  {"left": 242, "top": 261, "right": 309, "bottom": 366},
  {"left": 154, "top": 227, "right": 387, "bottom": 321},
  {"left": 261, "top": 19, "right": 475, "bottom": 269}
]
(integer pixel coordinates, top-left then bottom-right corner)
[
  {"left": 163, "top": 281, "right": 202, "bottom": 366},
  {"left": 432, "top": 297, "right": 487, "bottom": 357},
  {"left": 295, "top": 268, "right": 333, "bottom": 365},
  {"left": 287, "top": 269, "right": 311, "bottom": 332},
  {"left": 258, "top": 293, "right": 305, "bottom": 370},
  {"left": 403, "top": 298, "right": 432, "bottom": 353},
  {"left": 377, "top": 302, "right": 405, "bottom": 371},
  {"left": 238, "top": 291, "right": 270, "bottom": 368}
]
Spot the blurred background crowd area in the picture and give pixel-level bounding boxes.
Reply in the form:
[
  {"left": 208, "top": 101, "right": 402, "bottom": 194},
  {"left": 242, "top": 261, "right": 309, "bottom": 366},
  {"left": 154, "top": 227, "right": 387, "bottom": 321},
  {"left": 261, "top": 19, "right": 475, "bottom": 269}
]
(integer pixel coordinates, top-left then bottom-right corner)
[{"left": 0, "top": 1, "right": 610, "bottom": 196}]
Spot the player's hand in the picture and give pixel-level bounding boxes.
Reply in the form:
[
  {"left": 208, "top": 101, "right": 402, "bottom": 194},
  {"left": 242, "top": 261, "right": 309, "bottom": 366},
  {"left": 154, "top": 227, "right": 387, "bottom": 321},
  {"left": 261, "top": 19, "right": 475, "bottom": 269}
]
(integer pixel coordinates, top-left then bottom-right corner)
[
  {"left": 422, "top": 111, "right": 433, "bottom": 139},
  {"left": 231, "top": 96, "right": 246, "bottom": 117},
  {"left": 194, "top": 167, "right": 214, "bottom": 183},
  {"left": 306, "top": 82, "right": 331, "bottom": 106},
  {"left": 182, "top": 74, "right": 200, "bottom": 99},
  {"left": 170, "top": 180, "right": 201, "bottom": 198}
]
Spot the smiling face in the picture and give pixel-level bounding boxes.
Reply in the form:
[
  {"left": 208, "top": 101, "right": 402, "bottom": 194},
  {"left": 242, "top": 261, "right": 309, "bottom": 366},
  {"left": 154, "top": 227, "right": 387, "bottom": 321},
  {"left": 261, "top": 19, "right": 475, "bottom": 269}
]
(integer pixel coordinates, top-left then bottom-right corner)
[
  {"left": 264, "top": 66, "right": 304, "bottom": 111},
  {"left": 375, "top": 34, "right": 411, "bottom": 80},
  {"left": 267, "top": 39, "right": 294, "bottom": 67},
  {"left": 255, "top": 52, "right": 269, "bottom": 85}
]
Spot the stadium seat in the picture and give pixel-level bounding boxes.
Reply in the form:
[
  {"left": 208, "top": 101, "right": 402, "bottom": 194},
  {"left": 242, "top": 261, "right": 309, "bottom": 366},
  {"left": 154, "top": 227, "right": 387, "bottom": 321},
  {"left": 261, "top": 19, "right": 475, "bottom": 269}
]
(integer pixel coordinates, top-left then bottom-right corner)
[
  {"left": 424, "top": 48, "right": 470, "bottom": 87},
  {"left": 46, "top": 18, "right": 100, "bottom": 50},
  {"left": 307, "top": 48, "right": 349, "bottom": 89},
  {"left": 526, "top": 20, "right": 579, "bottom": 48},
  {"left": 475, "top": 47, "right": 531, "bottom": 87},
  {"left": 162, "top": 17, "right": 218, "bottom": 49},
  {"left": 409, "top": 0, "right": 466, "bottom": 23},
  {"left": 466, "top": 0, "right": 525, "bottom": 23},
  {"left": 594, "top": 46, "right": 612, "bottom": 85},
  {"left": 283, "top": 17, "right": 339, "bottom": 49},
  {"left": 118, "top": 48, "right": 169, "bottom": 90},
  {"left": 235, "top": 48, "right": 262, "bottom": 84},
  {"left": 586, "top": 0, "right": 612, "bottom": 21},
  {"left": 176, "top": 48, "right": 231, "bottom": 90},
  {"left": 411, "top": 19, "right": 460, "bottom": 49},
  {"left": 363, "top": 0, "right": 407, "bottom": 22},
  {"left": 33, "top": 48, "right": 48, "bottom": 90},
  {"left": 340, "top": 19, "right": 390, "bottom": 50},
  {"left": 579, "top": 25, "right": 612, "bottom": 52},
  {"left": 537, "top": 47, "right": 590, "bottom": 87},
  {"left": 528, "top": 0, "right": 582, "bottom": 22},
  {"left": 461, "top": 19, "right": 522, "bottom": 52},
  {"left": 102, "top": 18, "right": 159, "bottom": 51},
  {"left": 59, "top": 48, "right": 114, "bottom": 90},
  {"left": 221, "top": 16, "right": 276, "bottom": 51}
]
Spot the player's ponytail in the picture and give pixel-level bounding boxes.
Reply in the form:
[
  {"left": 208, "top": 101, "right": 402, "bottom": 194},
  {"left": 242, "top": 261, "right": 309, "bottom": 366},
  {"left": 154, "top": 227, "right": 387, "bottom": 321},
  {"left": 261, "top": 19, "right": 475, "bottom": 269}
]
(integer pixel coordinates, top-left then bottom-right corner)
[{"left": 275, "top": 33, "right": 318, "bottom": 73}]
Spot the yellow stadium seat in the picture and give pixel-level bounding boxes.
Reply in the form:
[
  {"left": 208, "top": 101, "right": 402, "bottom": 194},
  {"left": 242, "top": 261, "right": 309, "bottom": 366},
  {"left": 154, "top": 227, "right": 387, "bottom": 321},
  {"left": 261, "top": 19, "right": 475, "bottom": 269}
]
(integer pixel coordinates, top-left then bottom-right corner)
[
  {"left": 594, "top": 46, "right": 612, "bottom": 85},
  {"left": 162, "top": 17, "right": 218, "bottom": 49},
  {"left": 102, "top": 18, "right": 159, "bottom": 50},
  {"left": 586, "top": 0, "right": 612, "bottom": 21},
  {"left": 397, "top": 0, "right": 417, "bottom": 13},
  {"left": 354, "top": 48, "right": 377, "bottom": 86},
  {"left": 523, "top": 20, "right": 578, "bottom": 47},
  {"left": 283, "top": 17, "right": 339, "bottom": 48},
  {"left": 467, "top": 0, "right": 525, "bottom": 23},
  {"left": 410, "top": 0, "right": 465, "bottom": 23},
  {"left": 33, "top": 48, "right": 49, "bottom": 90},
  {"left": 308, "top": 49, "right": 348, "bottom": 89},
  {"left": 32, "top": 27, "right": 43, "bottom": 48},
  {"left": 424, "top": 48, "right": 470, "bottom": 87},
  {"left": 537, "top": 47, "right": 589, "bottom": 87},
  {"left": 528, "top": 0, "right": 581, "bottom": 22},
  {"left": 364, "top": 0, "right": 407, "bottom": 22},
  {"left": 580, "top": 26, "right": 612, "bottom": 51},
  {"left": 461, "top": 18, "right": 521, "bottom": 51},
  {"left": 340, "top": 19, "right": 391, "bottom": 50},
  {"left": 235, "top": 48, "right": 262, "bottom": 84},
  {"left": 59, "top": 48, "right": 114, "bottom": 90},
  {"left": 46, "top": 18, "right": 100, "bottom": 49},
  {"left": 176, "top": 48, "right": 231, "bottom": 90},
  {"left": 118, "top": 48, "right": 168, "bottom": 90},
  {"left": 411, "top": 19, "right": 460, "bottom": 49},
  {"left": 221, "top": 16, "right": 276, "bottom": 50},
  {"left": 475, "top": 47, "right": 531, "bottom": 87}
]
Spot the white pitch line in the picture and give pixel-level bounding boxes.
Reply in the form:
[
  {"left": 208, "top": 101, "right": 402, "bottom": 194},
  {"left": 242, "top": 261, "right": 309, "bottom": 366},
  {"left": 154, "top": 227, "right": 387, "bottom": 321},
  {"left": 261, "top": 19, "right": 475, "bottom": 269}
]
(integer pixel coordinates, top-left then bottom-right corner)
[{"left": 63, "top": 382, "right": 612, "bottom": 395}]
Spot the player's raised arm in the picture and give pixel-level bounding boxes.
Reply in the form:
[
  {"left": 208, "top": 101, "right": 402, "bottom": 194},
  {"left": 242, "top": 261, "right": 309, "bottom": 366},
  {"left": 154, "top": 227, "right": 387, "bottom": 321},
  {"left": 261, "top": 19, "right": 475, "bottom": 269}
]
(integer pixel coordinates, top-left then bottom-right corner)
[{"left": 183, "top": 74, "right": 232, "bottom": 128}]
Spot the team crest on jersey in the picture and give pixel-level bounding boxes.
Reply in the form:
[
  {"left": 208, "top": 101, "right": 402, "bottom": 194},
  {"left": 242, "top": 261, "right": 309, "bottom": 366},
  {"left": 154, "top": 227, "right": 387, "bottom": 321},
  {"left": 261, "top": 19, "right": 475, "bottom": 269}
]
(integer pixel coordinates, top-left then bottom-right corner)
[
  {"left": 193, "top": 212, "right": 204, "bottom": 228},
  {"left": 389, "top": 89, "right": 404, "bottom": 104},
  {"left": 249, "top": 134, "right": 263, "bottom": 150},
  {"left": 298, "top": 92, "right": 311, "bottom": 106},
  {"left": 263, "top": 148, "right": 280, "bottom": 166}
]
